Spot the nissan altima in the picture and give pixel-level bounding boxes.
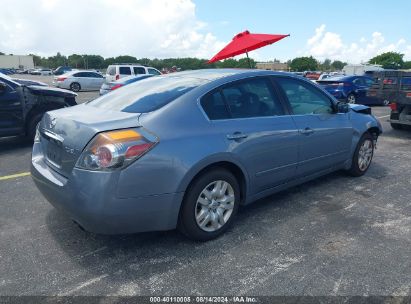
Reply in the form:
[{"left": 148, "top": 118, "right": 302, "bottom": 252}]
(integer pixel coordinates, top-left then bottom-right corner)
[{"left": 31, "top": 69, "right": 382, "bottom": 241}]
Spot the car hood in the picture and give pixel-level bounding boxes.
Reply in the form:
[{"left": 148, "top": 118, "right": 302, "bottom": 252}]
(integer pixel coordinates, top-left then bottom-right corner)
[{"left": 26, "top": 85, "right": 77, "bottom": 98}]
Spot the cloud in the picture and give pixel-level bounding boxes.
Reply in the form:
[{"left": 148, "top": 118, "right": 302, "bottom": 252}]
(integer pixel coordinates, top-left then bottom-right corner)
[
  {"left": 304, "top": 24, "right": 411, "bottom": 63},
  {"left": 0, "top": 0, "right": 226, "bottom": 59}
]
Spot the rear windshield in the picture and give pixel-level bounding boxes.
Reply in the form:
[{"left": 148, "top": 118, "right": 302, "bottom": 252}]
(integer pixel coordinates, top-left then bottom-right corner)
[{"left": 87, "top": 76, "right": 206, "bottom": 113}]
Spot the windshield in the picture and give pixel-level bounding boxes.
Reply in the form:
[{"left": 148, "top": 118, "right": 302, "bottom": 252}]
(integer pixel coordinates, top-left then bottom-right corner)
[{"left": 87, "top": 75, "right": 207, "bottom": 113}]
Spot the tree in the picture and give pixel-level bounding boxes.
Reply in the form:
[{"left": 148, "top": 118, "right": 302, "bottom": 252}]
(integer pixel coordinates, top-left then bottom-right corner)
[
  {"left": 0, "top": 51, "right": 4, "bottom": 55},
  {"left": 403, "top": 61, "right": 411, "bottom": 69},
  {"left": 368, "top": 52, "right": 404, "bottom": 69},
  {"left": 331, "top": 60, "right": 346, "bottom": 71},
  {"left": 289, "top": 56, "right": 318, "bottom": 71},
  {"left": 320, "top": 59, "right": 331, "bottom": 71}
]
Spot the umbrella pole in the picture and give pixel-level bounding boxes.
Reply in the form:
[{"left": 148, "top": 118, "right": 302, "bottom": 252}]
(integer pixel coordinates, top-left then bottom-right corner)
[{"left": 246, "top": 52, "right": 251, "bottom": 68}]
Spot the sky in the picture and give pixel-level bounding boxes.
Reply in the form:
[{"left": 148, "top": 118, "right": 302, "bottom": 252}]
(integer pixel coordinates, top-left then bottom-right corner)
[{"left": 0, "top": 0, "right": 410, "bottom": 64}]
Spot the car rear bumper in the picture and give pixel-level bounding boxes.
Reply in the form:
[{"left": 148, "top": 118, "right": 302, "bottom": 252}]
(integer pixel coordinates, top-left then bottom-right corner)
[{"left": 31, "top": 144, "right": 184, "bottom": 234}]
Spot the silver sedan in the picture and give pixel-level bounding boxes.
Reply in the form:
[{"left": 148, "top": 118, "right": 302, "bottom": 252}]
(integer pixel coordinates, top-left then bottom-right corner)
[{"left": 53, "top": 70, "right": 105, "bottom": 92}]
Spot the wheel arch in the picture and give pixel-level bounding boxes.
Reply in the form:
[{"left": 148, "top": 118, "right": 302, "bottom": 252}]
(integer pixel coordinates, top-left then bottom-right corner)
[{"left": 178, "top": 157, "right": 249, "bottom": 206}]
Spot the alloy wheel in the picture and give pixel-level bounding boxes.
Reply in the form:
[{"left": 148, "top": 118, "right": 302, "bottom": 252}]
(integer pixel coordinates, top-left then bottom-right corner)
[
  {"left": 194, "top": 180, "right": 235, "bottom": 232},
  {"left": 358, "top": 139, "right": 373, "bottom": 171}
]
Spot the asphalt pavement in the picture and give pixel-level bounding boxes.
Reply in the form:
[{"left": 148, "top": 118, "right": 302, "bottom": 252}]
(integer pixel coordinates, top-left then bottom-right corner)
[{"left": 0, "top": 77, "right": 410, "bottom": 296}]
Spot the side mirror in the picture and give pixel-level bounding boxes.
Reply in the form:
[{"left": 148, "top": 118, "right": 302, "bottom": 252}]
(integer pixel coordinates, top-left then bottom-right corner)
[
  {"left": 337, "top": 102, "right": 349, "bottom": 113},
  {"left": 0, "top": 81, "right": 7, "bottom": 94}
]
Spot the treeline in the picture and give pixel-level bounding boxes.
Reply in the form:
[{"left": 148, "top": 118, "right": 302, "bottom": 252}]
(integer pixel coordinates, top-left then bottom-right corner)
[{"left": 28, "top": 53, "right": 257, "bottom": 70}]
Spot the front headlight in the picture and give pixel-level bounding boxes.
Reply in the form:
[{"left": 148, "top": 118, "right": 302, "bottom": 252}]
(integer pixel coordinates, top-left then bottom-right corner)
[{"left": 75, "top": 128, "right": 158, "bottom": 171}]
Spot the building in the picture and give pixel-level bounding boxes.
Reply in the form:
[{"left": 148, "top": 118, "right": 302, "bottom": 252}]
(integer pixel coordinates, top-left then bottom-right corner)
[
  {"left": 256, "top": 61, "right": 289, "bottom": 71},
  {"left": 0, "top": 55, "right": 34, "bottom": 70}
]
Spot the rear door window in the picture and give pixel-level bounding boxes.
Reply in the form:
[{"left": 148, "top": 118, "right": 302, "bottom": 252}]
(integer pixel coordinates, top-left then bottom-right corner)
[
  {"left": 133, "top": 67, "right": 146, "bottom": 75},
  {"left": 107, "top": 66, "right": 116, "bottom": 76},
  {"left": 201, "top": 91, "right": 230, "bottom": 120},
  {"left": 201, "top": 77, "right": 284, "bottom": 120},
  {"left": 221, "top": 77, "right": 284, "bottom": 118},
  {"left": 119, "top": 67, "right": 132, "bottom": 75}
]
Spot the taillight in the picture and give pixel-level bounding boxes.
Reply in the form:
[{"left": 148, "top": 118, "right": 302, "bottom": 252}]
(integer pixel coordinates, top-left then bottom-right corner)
[
  {"left": 57, "top": 76, "right": 66, "bottom": 81},
  {"left": 406, "top": 92, "right": 411, "bottom": 98},
  {"left": 115, "top": 74, "right": 120, "bottom": 80},
  {"left": 75, "top": 128, "right": 158, "bottom": 171},
  {"left": 389, "top": 103, "right": 397, "bottom": 111},
  {"left": 110, "top": 84, "right": 123, "bottom": 91}
]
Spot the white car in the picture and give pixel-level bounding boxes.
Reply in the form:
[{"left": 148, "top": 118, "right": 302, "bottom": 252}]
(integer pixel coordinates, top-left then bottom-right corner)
[
  {"left": 105, "top": 64, "right": 161, "bottom": 82},
  {"left": 53, "top": 70, "right": 105, "bottom": 92}
]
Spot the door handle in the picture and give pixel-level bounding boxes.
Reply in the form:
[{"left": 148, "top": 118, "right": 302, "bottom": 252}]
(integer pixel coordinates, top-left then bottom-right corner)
[
  {"left": 227, "top": 132, "right": 248, "bottom": 140},
  {"left": 300, "top": 127, "right": 314, "bottom": 135}
]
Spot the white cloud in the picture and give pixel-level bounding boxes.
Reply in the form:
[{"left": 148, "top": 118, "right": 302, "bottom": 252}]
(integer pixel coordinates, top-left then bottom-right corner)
[
  {"left": 0, "top": 0, "right": 226, "bottom": 59},
  {"left": 304, "top": 24, "right": 411, "bottom": 63}
]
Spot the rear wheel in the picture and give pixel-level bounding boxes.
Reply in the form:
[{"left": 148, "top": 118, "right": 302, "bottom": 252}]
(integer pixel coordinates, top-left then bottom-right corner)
[
  {"left": 347, "top": 132, "right": 374, "bottom": 177},
  {"left": 70, "top": 82, "right": 81, "bottom": 92},
  {"left": 178, "top": 169, "right": 240, "bottom": 241},
  {"left": 347, "top": 93, "right": 356, "bottom": 104}
]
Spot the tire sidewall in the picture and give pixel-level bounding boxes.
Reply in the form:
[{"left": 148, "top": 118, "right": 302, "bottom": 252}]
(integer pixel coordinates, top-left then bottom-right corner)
[
  {"left": 179, "top": 169, "right": 240, "bottom": 241},
  {"left": 70, "top": 82, "right": 81, "bottom": 92},
  {"left": 349, "top": 133, "right": 374, "bottom": 176}
]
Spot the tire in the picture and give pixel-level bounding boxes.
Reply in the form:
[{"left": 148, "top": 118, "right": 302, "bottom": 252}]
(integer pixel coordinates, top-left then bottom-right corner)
[
  {"left": 347, "top": 132, "right": 374, "bottom": 177},
  {"left": 390, "top": 122, "right": 402, "bottom": 130},
  {"left": 178, "top": 169, "right": 240, "bottom": 241},
  {"left": 347, "top": 93, "right": 356, "bottom": 104},
  {"left": 70, "top": 82, "right": 81, "bottom": 92},
  {"left": 26, "top": 113, "right": 44, "bottom": 141}
]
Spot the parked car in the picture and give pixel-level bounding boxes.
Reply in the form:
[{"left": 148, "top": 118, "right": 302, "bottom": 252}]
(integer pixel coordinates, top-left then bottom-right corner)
[
  {"left": 317, "top": 75, "right": 382, "bottom": 104},
  {"left": 31, "top": 69, "right": 382, "bottom": 241},
  {"left": 53, "top": 70, "right": 105, "bottom": 92},
  {"left": 105, "top": 64, "right": 162, "bottom": 82},
  {"left": 367, "top": 70, "right": 411, "bottom": 129},
  {"left": 0, "top": 68, "right": 15, "bottom": 75},
  {"left": 0, "top": 72, "right": 77, "bottom": 140},
  {"left": 53, "top": 66, "right": 73, "bottom": 76},
  {"left": 99, "top": 74, "right": 155, "bottom": 95}
]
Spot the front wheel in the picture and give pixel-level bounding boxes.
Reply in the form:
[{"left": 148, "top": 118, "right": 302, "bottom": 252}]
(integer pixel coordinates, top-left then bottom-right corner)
[
  {"left": 178, "top": 169, "right": 240, "bottom": 241},
  {"left": 347, "top": 132, "right": 374, "bottom": 177}
]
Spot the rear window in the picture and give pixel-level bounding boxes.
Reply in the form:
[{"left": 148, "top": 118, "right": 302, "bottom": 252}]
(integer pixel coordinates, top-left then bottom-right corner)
[
  {"left": 87, "top": 76, "right": 206, "bottom": 113},
  {"left": 119, "top": 67, "right": 132, "bottom": 75},
  {"left": 107, "top": 66, "right": 116, "bottom": 76}
]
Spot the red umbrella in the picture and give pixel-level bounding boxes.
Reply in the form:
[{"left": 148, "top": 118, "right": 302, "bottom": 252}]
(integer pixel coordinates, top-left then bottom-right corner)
[{"left": 208, "top": 30, "right": 289, "bottom": 66}]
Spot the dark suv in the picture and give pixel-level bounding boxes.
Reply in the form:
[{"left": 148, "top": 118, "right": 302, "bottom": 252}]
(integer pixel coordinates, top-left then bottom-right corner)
[
  {"left": 53, "top": 66, "right": 72, "bottom": 76},
  {"left": 0, "top": 72, "right": 77, "bottom": 140}
]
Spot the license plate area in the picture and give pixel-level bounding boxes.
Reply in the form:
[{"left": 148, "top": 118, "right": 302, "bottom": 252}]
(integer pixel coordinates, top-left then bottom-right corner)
[{"left": 45, "top": 137, "right": 63, "bottom": 168}]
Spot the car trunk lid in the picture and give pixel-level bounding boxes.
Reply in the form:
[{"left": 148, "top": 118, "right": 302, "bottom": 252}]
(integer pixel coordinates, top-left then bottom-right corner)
[{"left": 39, "top": 104, "right": 141, "bottom": 177}]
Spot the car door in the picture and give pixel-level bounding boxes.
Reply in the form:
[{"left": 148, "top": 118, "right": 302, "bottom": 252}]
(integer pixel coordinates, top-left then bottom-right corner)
[
  {"left": 89, "top": 72, "right": 105, "bottom": 89},
  {"left": 274, "top": 76, "right": 353, "bottom": 178},
  {"left": 200, "top": 77, "right": 299, "bottom": 195},
  {"left": 352, "top": 77, "right": 369, "bottom": 103},
  {"left": 0, "top": 80, "right": 24, "bottom": 136}
]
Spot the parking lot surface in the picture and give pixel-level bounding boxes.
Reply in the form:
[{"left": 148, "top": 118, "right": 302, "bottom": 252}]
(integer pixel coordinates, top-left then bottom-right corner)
[{"left": 0, "top": 76, "right": 410, "bottom": 296}]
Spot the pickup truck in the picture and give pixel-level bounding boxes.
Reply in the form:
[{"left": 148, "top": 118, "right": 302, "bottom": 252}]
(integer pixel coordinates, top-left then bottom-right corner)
[
  {"left": 0, "top": 72, "right": 77, "bottom": 140},
  {"left": 367, "top": 70, "right": 411, "bottom": 129}
]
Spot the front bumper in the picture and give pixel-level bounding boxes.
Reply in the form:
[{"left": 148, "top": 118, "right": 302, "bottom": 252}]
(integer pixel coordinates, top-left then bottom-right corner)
[{"left": 31, "top": 144, "right": 183, "bottom": 234}]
